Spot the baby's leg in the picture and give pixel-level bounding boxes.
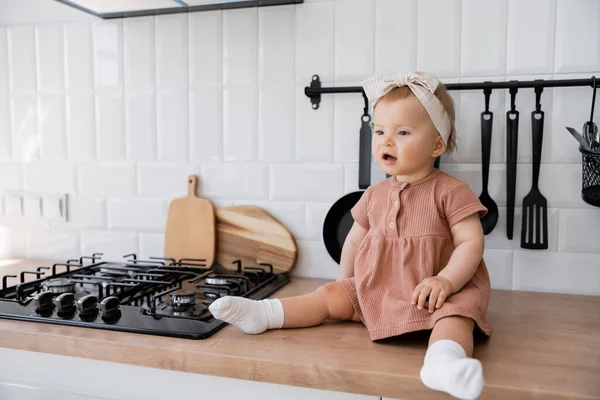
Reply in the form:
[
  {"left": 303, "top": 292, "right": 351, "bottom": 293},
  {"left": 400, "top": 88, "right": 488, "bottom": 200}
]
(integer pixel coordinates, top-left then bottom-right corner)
[
  {"left": 208, "top": 281, "right": 358, "bottom": 334},
  {"left": 420, "top": 316, "right": 484, "bottom": 400}
]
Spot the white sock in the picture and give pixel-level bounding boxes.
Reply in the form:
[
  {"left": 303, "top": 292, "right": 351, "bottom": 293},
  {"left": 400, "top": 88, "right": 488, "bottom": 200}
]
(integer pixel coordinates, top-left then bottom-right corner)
[
  {"left": 420, "top": 339, "right": 484, "bottom": 400},
  {"left": 208, "top": 296, "right": 284, "bottom": 334}
]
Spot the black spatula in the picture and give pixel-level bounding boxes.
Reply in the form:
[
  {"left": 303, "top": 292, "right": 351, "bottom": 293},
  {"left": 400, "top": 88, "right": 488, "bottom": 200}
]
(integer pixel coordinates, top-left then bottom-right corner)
[{"left": 521, "top": 85, "right": 548, "bottom": 250}]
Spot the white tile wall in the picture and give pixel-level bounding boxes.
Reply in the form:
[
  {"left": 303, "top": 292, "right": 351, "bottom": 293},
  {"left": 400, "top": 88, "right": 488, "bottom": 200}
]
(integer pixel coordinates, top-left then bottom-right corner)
[
  {"left": 374, "top": 0, "right": 416, "bottom": 75},
  {"left": 0, "top": 28, "right": 8, "bottom": 93},
  {"left": 0, "top": 94, "right": 11, "bottom": 160},
  {"left": 0, "top": 0, "right": 599, "bottom": 296},
  {"left": 63, "top": 22, "right": 94, "bottom": 92}
]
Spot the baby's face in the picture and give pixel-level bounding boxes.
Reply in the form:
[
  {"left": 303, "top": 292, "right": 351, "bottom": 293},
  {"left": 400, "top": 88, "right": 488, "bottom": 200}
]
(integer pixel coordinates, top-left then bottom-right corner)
[{"left": 372, "top": 94, "right": 444, "bottom": 177}]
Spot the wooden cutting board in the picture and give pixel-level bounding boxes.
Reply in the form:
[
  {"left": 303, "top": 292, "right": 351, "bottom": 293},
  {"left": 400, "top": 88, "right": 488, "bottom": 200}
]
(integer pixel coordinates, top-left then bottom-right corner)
[
  {"left": 215, "top": 205, "right": 297, "bottom": 274},
  {"left": 164, "top": 175, "right": 216, "bottom": 266}
]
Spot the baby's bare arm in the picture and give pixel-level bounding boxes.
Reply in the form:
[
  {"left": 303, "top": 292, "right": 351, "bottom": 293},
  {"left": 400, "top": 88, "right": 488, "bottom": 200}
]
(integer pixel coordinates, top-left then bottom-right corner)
[
  {"left": 437, "top": 213, "right": 485, "bottom": 294},
  {"left": 337, "top": 222, "right": 368, "bottom": 281}
]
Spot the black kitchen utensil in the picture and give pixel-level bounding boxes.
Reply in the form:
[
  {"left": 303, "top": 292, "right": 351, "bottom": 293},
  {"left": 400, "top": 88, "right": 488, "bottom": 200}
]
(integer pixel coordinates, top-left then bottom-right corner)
[
  {"left": 521, "top": 83, "right": 548, "bottom": 250},
  {"left": 506, "top": 83, "right": 519, "bottom": 240},
  {"left": 323, "top": 94, "right": 372, "bottom": 264},
  {"left": 566, "top": 126, "right": 593, "bottom": 152},
  {"left": 478, "top": 84, "right": 498, "bottom": 235},
  {"left": 582, "top": 77, "right": 600, "bottom": 152}
]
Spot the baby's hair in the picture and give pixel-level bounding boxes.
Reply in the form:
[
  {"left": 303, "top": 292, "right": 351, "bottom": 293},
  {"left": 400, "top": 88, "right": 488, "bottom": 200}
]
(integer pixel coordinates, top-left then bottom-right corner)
[{"left": 373, "top": 82, "right": 457, "bottom": 153}]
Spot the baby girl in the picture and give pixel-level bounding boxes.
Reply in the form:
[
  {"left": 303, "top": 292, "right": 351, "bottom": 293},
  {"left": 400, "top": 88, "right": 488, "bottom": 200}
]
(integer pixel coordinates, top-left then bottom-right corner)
[{"left": 209, "top": 72, "right": 492, "bottom": 400}]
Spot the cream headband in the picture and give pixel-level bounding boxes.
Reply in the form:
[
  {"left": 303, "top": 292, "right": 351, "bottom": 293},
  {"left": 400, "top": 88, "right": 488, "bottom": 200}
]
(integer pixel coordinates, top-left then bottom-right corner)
[{"left": 361, "top": 72, "right": 452, "bottom": 144}]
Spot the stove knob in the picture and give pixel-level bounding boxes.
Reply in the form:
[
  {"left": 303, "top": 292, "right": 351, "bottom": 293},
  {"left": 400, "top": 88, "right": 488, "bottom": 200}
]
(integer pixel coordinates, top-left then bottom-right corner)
[
  {"left": 76, "top": 294, "right": 98, "bottom": 315},
  {"left": 55, "top": 293, "right": 75, "bottom": 313},
  {"left": 34, "top": 291, "right": 54, "bottom": 313},
  {"left": 100, "top": 296, "right": 120, "bottom": 318}
]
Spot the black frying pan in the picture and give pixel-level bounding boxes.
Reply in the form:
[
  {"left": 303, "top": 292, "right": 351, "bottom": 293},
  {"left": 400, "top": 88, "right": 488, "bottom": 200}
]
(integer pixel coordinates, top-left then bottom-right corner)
[{"left": 322, "top": 105, "right": 372, "bottom": 264}]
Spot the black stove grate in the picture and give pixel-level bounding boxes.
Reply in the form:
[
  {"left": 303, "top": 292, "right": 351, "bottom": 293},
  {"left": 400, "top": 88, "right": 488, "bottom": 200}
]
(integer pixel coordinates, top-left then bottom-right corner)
[{"left": 0, "top": 253, "right": 290, "bottom": 339}]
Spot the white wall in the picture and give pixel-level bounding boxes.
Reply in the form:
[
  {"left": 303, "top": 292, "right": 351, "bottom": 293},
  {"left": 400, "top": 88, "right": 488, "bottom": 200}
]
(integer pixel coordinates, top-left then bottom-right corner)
[{"left": 0, "top": 0, "right": 599, "bottom": 295}]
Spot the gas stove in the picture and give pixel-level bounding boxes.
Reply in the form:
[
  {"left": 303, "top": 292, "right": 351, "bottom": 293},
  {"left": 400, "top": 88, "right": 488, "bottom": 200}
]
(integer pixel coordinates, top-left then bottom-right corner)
[{"left": 0, "top": 253, "right": 290, "bottom": 339}]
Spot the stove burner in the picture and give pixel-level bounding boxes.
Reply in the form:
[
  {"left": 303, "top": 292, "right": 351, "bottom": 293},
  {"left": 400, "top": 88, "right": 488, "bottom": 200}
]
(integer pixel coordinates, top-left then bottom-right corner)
[
  {"left": 170, "top": 289, "right": 196, "bottom": 310},
  {"left": 206, "top": 276, "right": 229, "bottom": 286},
  {"left": 42, "top": 278, "right": 75, "bottom": 294},
  {"left": 99, "top": 267, "right": 129, "bottom": 277}
]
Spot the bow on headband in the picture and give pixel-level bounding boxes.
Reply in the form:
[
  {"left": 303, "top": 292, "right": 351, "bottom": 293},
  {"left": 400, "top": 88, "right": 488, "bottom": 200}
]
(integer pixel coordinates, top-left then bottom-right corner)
[{"left": 361, "top": 72, "right": 452, "bottom": 145}]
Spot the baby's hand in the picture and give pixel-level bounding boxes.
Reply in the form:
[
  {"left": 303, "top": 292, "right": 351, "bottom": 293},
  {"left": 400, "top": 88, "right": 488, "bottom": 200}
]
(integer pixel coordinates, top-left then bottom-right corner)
[{"left": 411, "top": 276, "right": 454, "bottom": 313}]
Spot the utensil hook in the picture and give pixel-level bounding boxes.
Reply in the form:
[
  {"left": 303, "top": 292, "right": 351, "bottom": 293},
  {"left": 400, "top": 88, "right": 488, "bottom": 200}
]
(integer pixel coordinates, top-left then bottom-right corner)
[
  {"left": 534, "top": 79, "right": 544, "bottom": 112},
  {"left": 361, "top": 91, "right": 370, "bottom": 119},
  {"left": 509, "top": 81, "right": 518, "bottom": 113},
  {"left": 590, "top": 76, "right": 597, "bottom": 122},
  {"left": 483, "top": 82, "right": 492, "bottom": 113}
]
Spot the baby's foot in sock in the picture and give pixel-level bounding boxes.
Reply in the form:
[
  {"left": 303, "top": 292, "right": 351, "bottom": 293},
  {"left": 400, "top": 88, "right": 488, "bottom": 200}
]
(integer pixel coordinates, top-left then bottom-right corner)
[
  {"left": 420, "top": 340, "right": 484, "bottom": 400},
  {"left": 208, "top": 296, "right": 284, "bottom": 334}
]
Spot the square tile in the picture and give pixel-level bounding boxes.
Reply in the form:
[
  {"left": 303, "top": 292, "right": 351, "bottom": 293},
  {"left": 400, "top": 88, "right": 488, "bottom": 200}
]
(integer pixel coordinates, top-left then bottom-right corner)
[
  {"left": 66, "top": 93, "right": 95, "bottom": 161},
  {"left": 506, "top": 0, "right": 556, "bottom": 75},
  {"left": 190, "top": 87, "right": 222, "bottom": 161},
  {"left": 138, "top": 163, "right": 198, "bottom": 197},
  {"left": 270, "top": 164, "right": 344, "bottom": 201},
  {"left": 201, "top": 163, "right": 268, "bottom": 199},
  {"left": 10, "top": 94, "right": 39, "bottom": 162},
  {"left": 0, "top": 94, "right": 11, "bottom": 160},
  {"left": 375, "top": 0, "right": 417, "bottom": 75},
  {"left": 155, "top": 14, "right": 187, "bottom": 89},
  {"left": 259, "top": 85, "right": 294, "bottom": 162},
  {"left": 64, "top": 22, "right": 94, "bottom": 92},
  {"left": 78, "top": 163, "right": 135, "bottom": 196},
  {"left": 334, "top": 0, "right": 374, "bottom": 82},
  {"left": 483, "top": 249, "right": 513, "bottom": 290},
  {"left": 123, "top": 16, "right": 155, "bottom": 91},
  {"left": 259, "top": 6, "right": 294, "bottom": 85},
  {"left": 558, "top": 209, "right": 600, "bottom": 253},
  {"left": 223, "top": 8, "right": 257, "bottom": 86},
  {"left": 295, "top": 1, "right": 334, "bottom": 85},
  {"left": 189, "top": 10, "right": 222, "bottom": 87},
  {"left": 0, "top": 163, "right": 22, "bottom": 191},
  {"left": 35, "top": 24, "right": 64, "bottom": 94},
  {"left": 513, "top": 250, "right": 600, "bottom": 295},
  {"left": 554, "top": 0, "right": 600, "bottom": 73},
  {"left": 157, "top": 89, "right": 188, "bottom": 162},
  {"left": 24, "top": 162, "right": 76, "bottom": 193},
  {"left": 7, "top": 26, "right": 36, "bottom": 94},
  {"left": 417, "top": 0, "right": 461, "bottom": 78},
  {"left": 107, "top": 198, "right": 166, "bottom": 232},
  {"left": 38, "top": 94, "right": 67, "bottom": 160},
  {"left": 460, "top": 0, "right": 507, "bottom": 77},
  {"left": 125, "top": 92, "right": 156, "bottom": 161},
  {"left": 224, "top": 86, "right": 257, "bottom": 161},
  {"left": 96, "top": 93, "right": 125, "bottom": 161},
  {"left": 292, "top": 240, "right": 338, "bottom": 279},
  {"left": 93, "top": 20, "right": 123, "bottom": 91},
  {"left": 0, "top": 28, "right": 8, "bottom": 94}
]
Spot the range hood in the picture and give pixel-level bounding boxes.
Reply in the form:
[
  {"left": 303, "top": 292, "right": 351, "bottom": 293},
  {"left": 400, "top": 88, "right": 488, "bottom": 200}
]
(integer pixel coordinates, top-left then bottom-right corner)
[{"left": 54, "top": 0, "right": 303, "bottom": 19}]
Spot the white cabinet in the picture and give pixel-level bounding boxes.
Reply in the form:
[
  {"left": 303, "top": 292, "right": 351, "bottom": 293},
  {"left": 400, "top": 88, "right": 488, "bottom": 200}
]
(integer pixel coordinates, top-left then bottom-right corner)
[
  {"left": 0, "top": 381, "right": 110, "bottom": 400},
  {"left": 0, "top": 348, "right": 379, "bottom": 400}
]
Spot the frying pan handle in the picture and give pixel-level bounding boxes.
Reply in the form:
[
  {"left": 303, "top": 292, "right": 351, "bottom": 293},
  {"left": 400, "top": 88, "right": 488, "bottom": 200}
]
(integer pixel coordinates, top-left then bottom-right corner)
[
  {"left": 187, "top": 175, "right": 198, "bottom": 197},
  {"left": 359, "top": 114, "right": 372, "bottom": 189}
]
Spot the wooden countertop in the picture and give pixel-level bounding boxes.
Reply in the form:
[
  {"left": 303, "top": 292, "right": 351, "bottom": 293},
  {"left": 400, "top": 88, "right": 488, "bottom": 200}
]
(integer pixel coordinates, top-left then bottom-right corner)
[{"left": 0, "top": 259, "right": 599, "bottom": 400}]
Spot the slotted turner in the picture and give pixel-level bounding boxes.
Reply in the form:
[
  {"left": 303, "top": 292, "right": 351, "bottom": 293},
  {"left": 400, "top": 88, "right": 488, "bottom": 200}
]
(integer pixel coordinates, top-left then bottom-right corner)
[{"left": 521, "top": 86, "right": 548, "bottom": 250}]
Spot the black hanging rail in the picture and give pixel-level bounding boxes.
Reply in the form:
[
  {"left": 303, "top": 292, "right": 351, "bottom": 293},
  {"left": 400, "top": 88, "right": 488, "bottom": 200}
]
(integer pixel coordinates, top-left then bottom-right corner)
[{"left": 304, "top": 74, "right": 597, "bottom": 110}]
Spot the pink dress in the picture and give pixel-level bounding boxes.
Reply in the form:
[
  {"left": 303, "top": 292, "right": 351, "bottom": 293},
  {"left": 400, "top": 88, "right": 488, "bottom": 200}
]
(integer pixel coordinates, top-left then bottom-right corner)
[{"left": 338, "top": 169, "right": 492, "bottom": 341}]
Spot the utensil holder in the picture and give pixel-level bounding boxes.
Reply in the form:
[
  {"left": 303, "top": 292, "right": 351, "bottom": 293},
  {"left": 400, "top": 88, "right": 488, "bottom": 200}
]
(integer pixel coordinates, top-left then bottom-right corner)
[{"left": 580, "top": 146, "right": 600, "bottom": 207}]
